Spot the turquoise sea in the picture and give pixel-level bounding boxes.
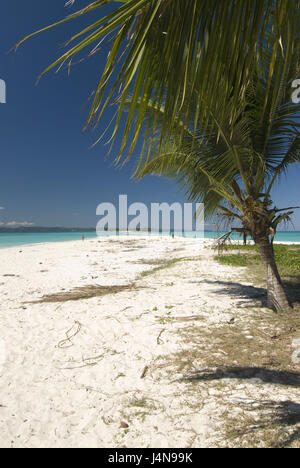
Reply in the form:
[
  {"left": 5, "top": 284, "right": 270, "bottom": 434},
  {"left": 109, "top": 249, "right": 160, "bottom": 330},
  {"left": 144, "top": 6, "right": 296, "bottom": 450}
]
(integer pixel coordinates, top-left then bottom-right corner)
[{"left": 0, "top": 230, "right": 300, "bottom": 248}]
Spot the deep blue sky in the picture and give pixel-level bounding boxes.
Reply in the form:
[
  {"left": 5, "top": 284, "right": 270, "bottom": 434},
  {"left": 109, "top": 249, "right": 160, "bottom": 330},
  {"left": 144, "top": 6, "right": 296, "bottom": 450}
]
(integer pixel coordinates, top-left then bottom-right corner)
[{"left": 0, "top": 1, "right": 299, "bottom": 229}]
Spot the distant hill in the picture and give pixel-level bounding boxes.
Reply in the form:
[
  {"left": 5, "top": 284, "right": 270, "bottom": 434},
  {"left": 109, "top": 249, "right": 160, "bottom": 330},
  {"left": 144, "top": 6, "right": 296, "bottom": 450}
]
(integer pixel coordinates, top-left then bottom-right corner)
[{"left": 0, "top": 227, "right": 96, "bottom": 233}]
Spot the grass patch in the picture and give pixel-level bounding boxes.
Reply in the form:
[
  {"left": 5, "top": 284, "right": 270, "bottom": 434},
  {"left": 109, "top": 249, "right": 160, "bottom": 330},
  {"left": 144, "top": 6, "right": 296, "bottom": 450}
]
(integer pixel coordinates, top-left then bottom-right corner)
[
  {"left": 131, "top": 258, "right": 168, "bottom": 266},
  {"left": 137, "top": 257, "right": 186, "bottom": 279},
  {"left": 215, "top": 253, "right": 261, "bottom": 267},
  {"left": 122, "top": 396, "right": 161, "bottom": 423},
  {"left": 214, "top": 244, "right": 300, "bottom": 306},
  {"left": 136, "top": 256, "right": 202, "bottom": 280},
  {"left": 215, "top": 244, "right": 300, "bottom": 278}
]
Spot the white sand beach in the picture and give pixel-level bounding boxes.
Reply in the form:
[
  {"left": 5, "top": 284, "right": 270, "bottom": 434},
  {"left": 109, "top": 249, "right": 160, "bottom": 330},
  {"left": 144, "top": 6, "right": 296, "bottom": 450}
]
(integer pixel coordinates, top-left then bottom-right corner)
[{"left": 0, "top": 236, "right": 299, "bottom": 448}]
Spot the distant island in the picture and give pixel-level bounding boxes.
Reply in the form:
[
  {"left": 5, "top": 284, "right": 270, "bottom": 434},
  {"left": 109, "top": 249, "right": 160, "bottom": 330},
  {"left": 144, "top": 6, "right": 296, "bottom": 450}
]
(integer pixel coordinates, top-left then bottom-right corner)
[
  {"left": 0, "top": 227, "right": 150, "bottom": 233},
  {"left": 0, "top": 227, "right": 96, "bottom": 233}
]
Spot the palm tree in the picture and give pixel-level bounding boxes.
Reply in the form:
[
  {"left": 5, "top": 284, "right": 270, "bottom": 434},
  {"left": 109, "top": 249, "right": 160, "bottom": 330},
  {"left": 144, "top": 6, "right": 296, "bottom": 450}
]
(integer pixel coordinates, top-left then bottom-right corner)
[
  {"left": 134, "top": 54, "right": 300, "bottom": 311},
  {"left": 18, "top": 1, "right": 300, "bottom": 309},
  {"left": 17, "top": 0, "right": 300, "bottom": 164}
]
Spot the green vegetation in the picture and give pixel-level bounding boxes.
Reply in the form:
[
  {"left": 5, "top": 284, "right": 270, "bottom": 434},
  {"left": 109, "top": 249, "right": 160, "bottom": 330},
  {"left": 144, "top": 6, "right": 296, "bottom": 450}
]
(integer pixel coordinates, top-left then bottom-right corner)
[
  {"left": 137, "top": 256, "right": 202, "bottom": 280},
  {"left": 137, "top": 257, "right": 185, "bottom": 279},
  {"left": 215, "top": 244, "right": 300, "bottom": 279}
]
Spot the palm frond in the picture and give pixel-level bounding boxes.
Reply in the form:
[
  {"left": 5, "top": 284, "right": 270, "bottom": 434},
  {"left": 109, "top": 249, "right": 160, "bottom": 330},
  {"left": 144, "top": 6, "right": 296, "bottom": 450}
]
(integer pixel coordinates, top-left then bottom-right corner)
[{"left": 17, "top": 0, "right": 300, "bottom": 164}]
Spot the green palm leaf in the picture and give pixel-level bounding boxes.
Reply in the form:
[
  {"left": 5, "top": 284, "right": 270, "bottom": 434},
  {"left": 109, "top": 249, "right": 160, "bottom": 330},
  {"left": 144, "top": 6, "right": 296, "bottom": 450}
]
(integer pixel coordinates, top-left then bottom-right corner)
[{"left": 17, "top": 0, "right": 300, "bottom": 164}]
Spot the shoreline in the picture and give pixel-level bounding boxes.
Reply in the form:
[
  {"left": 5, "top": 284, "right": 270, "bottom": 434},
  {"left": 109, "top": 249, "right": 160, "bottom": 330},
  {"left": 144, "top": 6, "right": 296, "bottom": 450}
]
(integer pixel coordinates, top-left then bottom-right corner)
[
  {"left": 0, "top": 234, "right": 207, "bottom": 251},
  {"left": 0, "top": 233, "right": 300, "bottom": 251}
]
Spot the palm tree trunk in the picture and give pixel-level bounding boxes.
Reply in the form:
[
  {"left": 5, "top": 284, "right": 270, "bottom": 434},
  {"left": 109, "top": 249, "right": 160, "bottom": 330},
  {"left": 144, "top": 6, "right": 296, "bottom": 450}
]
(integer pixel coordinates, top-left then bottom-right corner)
[{"left": 255, "top": 237, "right": 292, "bottom": 311}]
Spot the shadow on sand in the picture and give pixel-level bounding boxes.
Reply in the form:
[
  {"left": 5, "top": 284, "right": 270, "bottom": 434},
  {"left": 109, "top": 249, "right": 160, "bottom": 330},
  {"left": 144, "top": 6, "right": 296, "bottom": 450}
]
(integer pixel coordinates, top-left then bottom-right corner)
[
  {"left": 185, "top": 366, "right": 300, "bottom": 447},
  {"left": 186, "top": 366, "right": 300, "bottom": 386},
  {"left": 194, "top": 279, "right": 300, "bottom": 307}
]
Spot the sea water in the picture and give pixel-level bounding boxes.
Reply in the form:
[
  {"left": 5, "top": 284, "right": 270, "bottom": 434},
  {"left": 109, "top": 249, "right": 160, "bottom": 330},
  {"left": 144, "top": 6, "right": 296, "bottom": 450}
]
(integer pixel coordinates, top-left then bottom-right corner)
[{"left": 0, "top": 230, "right": 300, "bottom": 248}]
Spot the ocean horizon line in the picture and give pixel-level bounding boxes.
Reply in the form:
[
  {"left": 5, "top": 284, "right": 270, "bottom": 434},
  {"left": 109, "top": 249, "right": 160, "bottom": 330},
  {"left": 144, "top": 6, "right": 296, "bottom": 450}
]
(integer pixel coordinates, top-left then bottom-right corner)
[{"left": 0, "top": 227, "right": 300, "bottom": 233}]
